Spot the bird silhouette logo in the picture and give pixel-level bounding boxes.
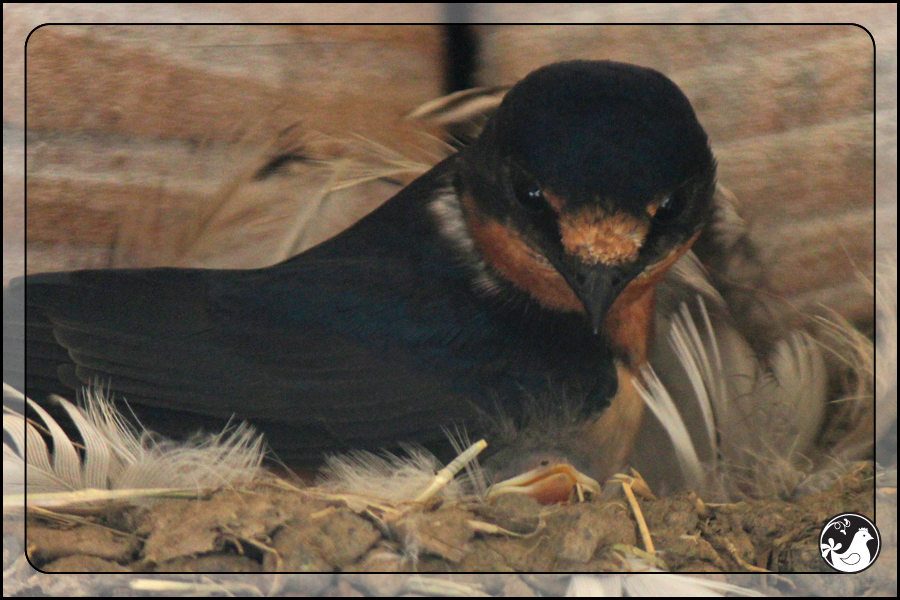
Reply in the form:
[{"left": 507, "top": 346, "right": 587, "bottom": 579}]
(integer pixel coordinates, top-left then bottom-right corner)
[{"left": 820, "top": 514, "right": 881, "bottom": 573}]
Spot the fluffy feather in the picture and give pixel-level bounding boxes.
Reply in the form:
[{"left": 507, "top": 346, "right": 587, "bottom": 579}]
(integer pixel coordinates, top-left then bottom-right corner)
[
  {"left": 4, "top": 383, "right": 265, "bottom": 506},
  {"left": 316, "top": 444, "right": 471, "bottom": 504},
  {"left": 635, "top": 296, "right": 831, "bottom": 500}
]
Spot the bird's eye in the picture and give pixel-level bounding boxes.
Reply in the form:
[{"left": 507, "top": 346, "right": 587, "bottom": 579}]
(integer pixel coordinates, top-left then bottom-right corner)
[
  {"left": 510, "top": 166, "right": 548, "bottom": 213},
  {"left": 651, "top": 194, "right": 680, "bottom": 222}
]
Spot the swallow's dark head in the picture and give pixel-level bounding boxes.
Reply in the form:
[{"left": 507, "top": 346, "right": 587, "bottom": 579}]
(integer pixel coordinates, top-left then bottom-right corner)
[{"left": 452, "top": 60, "right": 716, "bottom": 355}]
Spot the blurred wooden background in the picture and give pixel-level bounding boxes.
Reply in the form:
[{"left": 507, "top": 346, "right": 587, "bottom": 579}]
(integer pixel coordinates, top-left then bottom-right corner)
[{"left": 5, "top": 5, "right": 895, "bottom": 330}]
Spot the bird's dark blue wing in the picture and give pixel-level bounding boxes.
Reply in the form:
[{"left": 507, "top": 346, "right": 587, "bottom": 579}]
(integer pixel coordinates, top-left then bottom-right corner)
[{"left": 17, "top": 159, "right": 617, "bottom": 464}]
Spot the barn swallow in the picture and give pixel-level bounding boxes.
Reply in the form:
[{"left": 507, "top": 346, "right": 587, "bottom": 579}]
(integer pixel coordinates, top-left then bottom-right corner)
[{"left": 14, "top": 60, "right": 716, "bottom": 487}]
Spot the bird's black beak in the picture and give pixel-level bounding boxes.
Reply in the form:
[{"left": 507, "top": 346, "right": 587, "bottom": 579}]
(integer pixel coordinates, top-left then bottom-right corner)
[{"left": 564, "top": 263, "right": 635, "bottom": 336}]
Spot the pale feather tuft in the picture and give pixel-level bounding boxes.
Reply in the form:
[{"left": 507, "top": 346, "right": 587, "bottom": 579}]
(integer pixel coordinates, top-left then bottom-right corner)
[
  {"left": 636, "top": 293, "right": 837, "bottom": 500},
  {"left": 4, "top": 383, "right": 266, "bottom": 506},
  {"left": 406, "top": 86, "right": 509, "bottom": 124},
  {"left": 316, "top": 444, "right": 467, "bottom": 503},
  {"left": 636, "top": 364, "right": 709, "bottom": 492}
]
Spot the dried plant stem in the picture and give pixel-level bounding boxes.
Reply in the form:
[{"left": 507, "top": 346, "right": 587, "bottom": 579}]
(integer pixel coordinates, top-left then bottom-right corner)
[{"left": 413, "top": 439, "right": 487, "bottom": 503}]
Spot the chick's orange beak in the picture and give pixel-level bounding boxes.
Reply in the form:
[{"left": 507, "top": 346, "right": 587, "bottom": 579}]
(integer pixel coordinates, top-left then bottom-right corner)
[{"left": 487, "top": 461, "right": 602, "bottom": 504}]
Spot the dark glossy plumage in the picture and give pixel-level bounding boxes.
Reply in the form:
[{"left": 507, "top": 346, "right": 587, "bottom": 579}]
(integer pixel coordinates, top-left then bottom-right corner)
[{"left": 14, "top": 60, "right": 716, "bottom": 470}]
